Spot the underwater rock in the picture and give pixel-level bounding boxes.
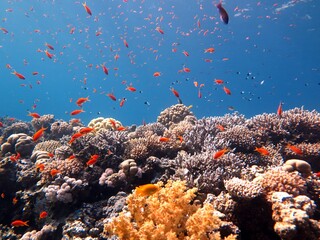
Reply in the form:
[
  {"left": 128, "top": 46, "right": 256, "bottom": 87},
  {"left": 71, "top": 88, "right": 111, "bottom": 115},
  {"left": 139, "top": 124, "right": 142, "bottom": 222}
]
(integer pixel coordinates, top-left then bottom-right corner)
[
  {"left": 157, "top": 104, "right": 196, "bottom": 128},
  {"left": 282, "top": 159, "right": 312, "bottom": 176}
]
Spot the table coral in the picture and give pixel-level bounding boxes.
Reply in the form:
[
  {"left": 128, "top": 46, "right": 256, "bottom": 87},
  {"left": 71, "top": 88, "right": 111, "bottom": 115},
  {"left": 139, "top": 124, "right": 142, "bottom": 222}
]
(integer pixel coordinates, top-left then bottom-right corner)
[{"left": 104, "top": 180, "right": 238, "bottom": 240}]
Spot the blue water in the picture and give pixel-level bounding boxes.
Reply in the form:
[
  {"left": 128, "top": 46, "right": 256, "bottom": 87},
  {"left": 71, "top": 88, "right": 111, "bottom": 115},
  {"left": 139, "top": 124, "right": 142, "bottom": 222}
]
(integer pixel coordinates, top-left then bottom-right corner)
[{"left": 1, "top": 0, "right": 319, "bottom": 125}]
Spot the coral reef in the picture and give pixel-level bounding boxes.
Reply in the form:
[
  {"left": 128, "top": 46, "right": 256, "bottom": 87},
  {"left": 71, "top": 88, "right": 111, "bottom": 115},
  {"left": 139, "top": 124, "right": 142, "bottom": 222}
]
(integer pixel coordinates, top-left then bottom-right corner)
[{"left": 0, "top": 105, "right": 319, "bottom": 240}]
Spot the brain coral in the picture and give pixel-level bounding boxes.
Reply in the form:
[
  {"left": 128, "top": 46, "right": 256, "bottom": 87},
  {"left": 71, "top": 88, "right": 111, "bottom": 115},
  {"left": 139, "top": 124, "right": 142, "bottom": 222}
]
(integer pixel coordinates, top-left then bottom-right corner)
[
  {"left": 88, "top": 117, "right": 122, "bottom": 132},
  {"left": 157, "top": 104, "right": 196, "bottom": 128}
]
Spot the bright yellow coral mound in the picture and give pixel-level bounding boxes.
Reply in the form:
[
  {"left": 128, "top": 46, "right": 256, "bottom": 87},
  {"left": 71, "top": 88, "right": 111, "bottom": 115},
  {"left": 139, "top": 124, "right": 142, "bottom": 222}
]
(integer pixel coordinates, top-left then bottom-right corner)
[{"left": 104, "top": 180, "right": 237, "bottom": 240}]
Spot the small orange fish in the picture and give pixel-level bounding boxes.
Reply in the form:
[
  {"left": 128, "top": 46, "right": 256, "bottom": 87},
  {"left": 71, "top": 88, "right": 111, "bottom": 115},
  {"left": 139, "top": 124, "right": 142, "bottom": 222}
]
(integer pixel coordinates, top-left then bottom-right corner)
[
  {"left": 277, "top": 101, "right": 283, "bottom": 117},
  {"left": 11, "top": 220, "right": 29, "bottom": 227},
  {"left": 135, "top": 184, "right": 160, "bottom": 197},
  {"left": 117, "top": 126, "right": 126, "bottom": 131},
  {"left": 50, "top": 169, "right": 60, "bottom": 177},
  {"left": 153, "top": 71, "right": 161, "bottom": 77},
  {"left": 170, "top": 88, "right": 180, "bottom": 98},
  {"left": 69, "top": 132, "right": 84, "bottom": 144},
  {"left": 10, "top": 152, "right": 21, "bottom": 162},
  {"left": 86, "top": 154, "right": 99, "bottom": 166},
  {"left": 67, "top": 155, "right": 76, "bottom": 161},
  {"left": 109, "top": 119, "right": 117, "bottom": 129},
  {"left": 82, "top": 2, "right": 92, "bottom": 16},
  {"left": 12, "top": 71, "right": 26, "bottom": 80},
  {"left": 159, "top": 137, "right": 170, "bottom": 142},
  {"left": 79, "top": 127, "right": 95, "bottom": 134},
  {"left": 76, "top": 97, "right": 90, "bottom": 107},
  {"left": 123, "top": 39, "right": 129, "bottom": 48},
  {"left": 12, "top": 197, "right": 18, "bottom": 205},
  {"left": 101, "top": 64, "right": 109, "bottom": 75},
  {"left": 182, "top": 50, "right": 189, "bottom": 57},
  {"left": 155, "top": 27, "right": 164, "bottom": 34},
  {"left": 255, "top": 147, "right": 270, "bottom": 156},
  {"left": 47, "top": 152, "right": 54, "bottom": 158},
  {"left": 119, "top": 98, "right": 126, "bottom": 107},
  {"left": 176, "top": 136, "right": 183, "bottom": 143},
  {"left": 213, "top": 148, "right": 229, "bottom": 159},
  {"left": 107, "top": 93, "right": 117, "bottom": 101},
  {"left": 70, "top": 109, "right": 85, "bottom": 116},
  {"left": 28, "top": 112, "right": 40, "bottom": 118},
  {"left": 216, "top": 124, "right": 225, "bottom": 131},
  {"left": 183, "top": 67, "right": 191, "bottom": 73},
  {"left": 126, "top": 86, "right": 136, "bottom": 92},
  {"left": 287, "top": 144, "right": 303, "bottom": 155},
  {"left": 1, "top": 193, "right": 4, "bottom": 198},
  {"left": 33, "top": 127, "right": 47, "bottom": 141},
  {"left": 223, "top": 86, "right": 231, "bottom": 95},
  {"left": 45, "top": 43, "right": 54, "bottom": 50},
  {"left": 204, "top": 47, "right": 215, "bottom": 53},
  {"left": 39, "top": 211, "right": 48, "bottom": 219},
  {"left": 214, "top": 79, "right": 224, "bottom": 84},
  {"left": 32, "top": 71, "right": 39, "bottom": 75},
  {"left": 44, "top": 49, "right": 53, "bottom": 59}
]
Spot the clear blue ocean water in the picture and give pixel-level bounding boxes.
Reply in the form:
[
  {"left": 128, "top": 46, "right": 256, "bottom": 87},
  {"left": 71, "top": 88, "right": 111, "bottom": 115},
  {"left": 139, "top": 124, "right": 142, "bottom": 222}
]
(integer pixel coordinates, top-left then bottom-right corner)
[{"left": 0, "top": 0, "right": 319, "bottom": 125}]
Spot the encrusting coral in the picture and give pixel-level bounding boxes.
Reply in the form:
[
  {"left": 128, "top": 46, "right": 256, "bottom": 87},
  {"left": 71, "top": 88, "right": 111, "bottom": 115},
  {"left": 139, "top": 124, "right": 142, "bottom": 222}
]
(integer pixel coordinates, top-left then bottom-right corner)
[{"left": 104, "top": 180, "right": 238, "bottom": 240}]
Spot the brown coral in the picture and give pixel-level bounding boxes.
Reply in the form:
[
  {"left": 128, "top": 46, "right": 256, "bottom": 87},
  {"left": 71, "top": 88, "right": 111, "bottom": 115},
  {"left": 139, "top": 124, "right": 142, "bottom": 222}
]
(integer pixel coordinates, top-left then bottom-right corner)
[
  {"left": 33, "top": 140, "right": 62, "bottom": 154},
  {"left": 157, "top": 104, "right": 196, "bottom": 128}
]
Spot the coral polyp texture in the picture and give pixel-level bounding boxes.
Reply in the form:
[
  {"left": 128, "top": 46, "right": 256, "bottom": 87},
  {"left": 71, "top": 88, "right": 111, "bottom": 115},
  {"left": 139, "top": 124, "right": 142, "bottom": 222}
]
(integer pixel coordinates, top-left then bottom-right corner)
[{"left": 0, "top": 105, "right": 319, "bottom": 239}]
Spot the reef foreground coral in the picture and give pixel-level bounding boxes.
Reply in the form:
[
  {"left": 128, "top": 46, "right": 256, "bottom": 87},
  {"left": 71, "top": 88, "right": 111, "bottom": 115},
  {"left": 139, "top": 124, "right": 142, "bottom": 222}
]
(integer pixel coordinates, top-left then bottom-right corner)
[{"left": 0, "top": 105, "right": 319, "bottom": 239}]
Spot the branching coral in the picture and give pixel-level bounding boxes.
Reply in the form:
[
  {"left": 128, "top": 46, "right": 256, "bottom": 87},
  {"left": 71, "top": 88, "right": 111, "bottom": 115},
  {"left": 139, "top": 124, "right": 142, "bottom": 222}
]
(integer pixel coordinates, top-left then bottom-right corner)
[
  {"left": 157, "top": 104, "right": 196, "bottom": 128},
  {"left": 104, "top": 180, "right": 238, "bottom": 240},
  {"left": 50, "top": 120, "right": 74, "bottom": 139},
  {"left": 224, "top": 177, "right": 264, "bottom": 200}
]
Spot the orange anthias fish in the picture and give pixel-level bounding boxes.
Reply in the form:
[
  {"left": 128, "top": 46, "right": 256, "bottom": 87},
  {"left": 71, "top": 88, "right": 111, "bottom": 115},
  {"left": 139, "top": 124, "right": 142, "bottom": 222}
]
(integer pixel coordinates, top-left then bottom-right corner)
[
  {"left": 214, "top": 79, "right": 224, "bottom": 85},
  {"left": 107, "top": 93, "right": 117, "bottom": 101},
  {"left": 287, "top": 144, "right": 303, "bottom": 155},
  {"left": 45, "top": 43, "right": 54, "bottom": 50},
  {"left": 170, "top": 88, "right": 180, "bottom": 98},
  {"left": 10, "top": 152, "right": 21, "bottom": 162},
  {"left": 255, "top": 147, "right": 270, "bottom": 156},
  {"left": 204, "top": 47, "right": 215, "bottom": 53},
  {"left": 223, "top": 86, "right": 231, "bottom": 95},
  {"left": 28, "top": 112, "right": 41, "bottom": 118},
  {"left": 135, "top": 184, "right": 160, "bottom": 197},
  {"left": 39, "top": 211, "right": 48, "bottom": 219},
  {"left": 79, "top": 127, "right": 95, "bottom": 134},
  {"left": 11, "top": 220, "right": 29, "bottom": 227},
  {"left": 70, "top": 109, "right": 85, "bottom": 116},
  {"left": 76, "top": 97, "right": 90, "bottom": 107},
  {"left": 126, "top": 86, "right": 136, "bottom": 92},
  {"left": 117, "top": 126, "right": 127, "bottom": 131},
  {"left": 12, "top": 71, "right": 26, "bottom": 80},
  {"left": 33, "top": 127, "right": 47, "bottom": 141},
  {"left": 69, "top": 132, "right": 84, "bottom": 144},
  {"left": 277, "top": 101, "right": 283, "bottom": 117},
  {"left": 86, "top": 154, "right": 99, "bottom": 166},
  {"left": 44, "top": 49, "right": 53, "bottom": 59},
  {"left": 155, "top": 27, "right": 164, "bottom": 34},
  {"left": 159, "top": 137, "right": 170, "bottom": 142},
  {"left": 213, "top": 148, "right": 229, "bottom": 159},
  {"left": 101, "top": 64, "right": 109, "bottom": 75},
  {"left": 82, "top": 2, "right": 92, "bottom": 16},
  {"left": 119, "top": 98, "right": 126, "bottom": 107},
  {"left": 50, "top": 169, "right": 60, "bottom": 177},
  {"left": 153, "top": 71, "right": 161, "bottom": 77}
]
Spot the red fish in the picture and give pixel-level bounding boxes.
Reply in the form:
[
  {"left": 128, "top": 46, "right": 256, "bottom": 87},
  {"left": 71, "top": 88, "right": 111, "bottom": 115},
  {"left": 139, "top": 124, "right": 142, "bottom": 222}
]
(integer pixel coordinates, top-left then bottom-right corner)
[
  {"left": 44, "top": 49, "right": 53, "bottom": 59},
  {"left": 170, "top": 88, "right": 180, "bottom": 98},
  {"left": 28, "top": 112, "right": 41, "bottom": 118},
  {"left": 82, "top": 2, "right": 92, "bottom": 16},
  {"left": 153, "top": 72, "right": 161, "bottom": 77},
  {"left": 45, "top": 43, "right": 54, "bottom": 50},
  {"left": 69, "top": 132, "right": 84, "bottom": 144},
  {"left": 50, "top": 169, "right": 60, "bottom": 177},
  {"left": 204, "top": 47, "right": 215, "bottom": 53},
  {"left": 156, "top": 27, "right": 164, "bottom": 34},
  {"left": 39, "top": 211, "right": 48, "bottom": 219},
  {"left": 287, "top": 144, "right": 303, "bottom": 155},
  {"left": 12, "top": 71, "right": 26, "bottom": 80},
  {"left": 86, "top": 154, "right": 99, "bottom": 166},
  {"left": 159, "top": 137, "right": 170, "bottom": 142},
  {"left": 76, "top": 97, "right": 89, "bottom": 107},
  {"left": 107, "top": 93, "right": 116, "bottom": 101},
  {"left": 119, "top": 98, "right": 126, "bottom": 107},
  {"left": 79, "top": 127, "right": 95, "bottom": 134},
  {"left": 213, "top": 148, "right": 229, "bottom": 159},
  {"left": 126, "top": 86, "right": 136, "bottom": 92},
  {"left": 223, "top": 86, "right": 231, "bottom": 95},
  {"left": 33, "top": 127, "right": 47, "bottom": 141},
  {"left": 183, "top": 67, "right": 191, "bottom": 73},
  {"left": 216, "top": 2, "right": 229, "bottom": 24},
  {"left": 123, "top": 39, "right": 129, "bottom": 48},
  {"left": 70, "top": 109, "right": 85, "bottom": 116},
  {"left": 182, "top": 51, "right": 189, "bottom": 57},
  {"left": 214, "top": 79, "right": 224, "bottom": 84},
  {"left": 117, "top": 126, "right": 126, "bottom": 131},
  {"left": 101, "top": 64, "right": 109, "bottom": 75},
  {"left": 277, "top": 101, "right": 283, "bottom": 117},
  {"left": 11, "top": 220, "right": 29, "bottom": 227},
  {"left": 255, "top": 147, "right": 270, "bottom": 156}
]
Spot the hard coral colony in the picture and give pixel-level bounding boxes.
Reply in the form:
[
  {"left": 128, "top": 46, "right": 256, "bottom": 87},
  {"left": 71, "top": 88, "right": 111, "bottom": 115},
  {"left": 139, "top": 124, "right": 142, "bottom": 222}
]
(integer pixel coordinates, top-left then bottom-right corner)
[{"left": 0, "top": 1, "right": 319, "bottom": 240}]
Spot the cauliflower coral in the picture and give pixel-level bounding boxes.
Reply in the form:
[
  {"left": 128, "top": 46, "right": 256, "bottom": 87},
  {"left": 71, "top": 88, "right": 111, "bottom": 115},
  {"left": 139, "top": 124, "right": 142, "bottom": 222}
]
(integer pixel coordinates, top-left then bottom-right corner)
[{"left": 104, "top": 180, "right": 237, "bottom": 240}]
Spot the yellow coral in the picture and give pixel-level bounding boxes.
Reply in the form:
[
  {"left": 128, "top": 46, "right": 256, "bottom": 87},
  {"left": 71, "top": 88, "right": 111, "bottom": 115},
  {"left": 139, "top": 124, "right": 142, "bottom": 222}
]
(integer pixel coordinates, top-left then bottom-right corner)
[{"left": 104, "top": 180, "right": 237, "bottom": 240}]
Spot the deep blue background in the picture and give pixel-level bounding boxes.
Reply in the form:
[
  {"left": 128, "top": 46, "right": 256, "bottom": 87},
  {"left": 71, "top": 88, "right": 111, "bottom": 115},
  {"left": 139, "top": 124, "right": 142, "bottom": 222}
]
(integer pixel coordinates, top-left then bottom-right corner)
[{"left": 1, "top": 0, "right": 319, "bottom": 125}]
